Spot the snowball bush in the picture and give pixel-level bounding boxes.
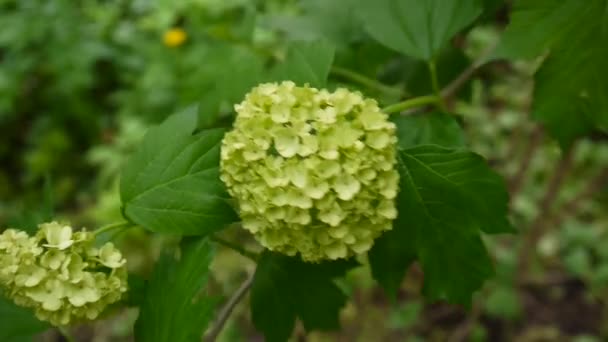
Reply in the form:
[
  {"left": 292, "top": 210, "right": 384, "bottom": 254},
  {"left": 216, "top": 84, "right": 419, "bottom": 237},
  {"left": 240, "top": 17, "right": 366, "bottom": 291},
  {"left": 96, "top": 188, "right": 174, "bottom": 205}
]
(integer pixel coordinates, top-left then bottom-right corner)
[{"left": 220, "top": 81, "right": 399, "bottom": 262}]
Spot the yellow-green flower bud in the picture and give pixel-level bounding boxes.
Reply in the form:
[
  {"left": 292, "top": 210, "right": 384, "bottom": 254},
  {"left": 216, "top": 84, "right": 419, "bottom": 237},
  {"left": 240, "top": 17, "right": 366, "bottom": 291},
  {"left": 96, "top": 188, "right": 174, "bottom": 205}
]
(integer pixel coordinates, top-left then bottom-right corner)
[
  {"left": 220, "top": 81, "right": 399, "bottom": 262},
  {"left": 0, "top": 222, "right": 128, "bottom": 326}
]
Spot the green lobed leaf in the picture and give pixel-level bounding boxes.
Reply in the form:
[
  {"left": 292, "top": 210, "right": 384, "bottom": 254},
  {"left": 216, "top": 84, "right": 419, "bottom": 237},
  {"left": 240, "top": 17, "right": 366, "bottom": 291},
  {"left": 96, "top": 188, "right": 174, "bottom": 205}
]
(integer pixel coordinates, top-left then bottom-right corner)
[
  {"left": 369, "top": 146, "right": 513, "bottom": 305},
  {"left": 495, "top": 0, "right": 591, "bottom": 59},
  {"left": 134, "top": 237, "right": 219, "bottom": 342},
  {"left": 0, "top": 294, "right": 49, "bottom": 342},
  {"left": 270, "top": 40, "right": 336, "bottom": 88},
  {"left": 250, "top": 252, "right": 358, "bottom": 342},
  {"left": 354, "top": 0, "right": 483, "bottom": 60},
  {"left": 393, "top": 111, "right": 466, "bottom": 149},
  {"left": 120, "top": 108, "right": 237, "bottom": 235},
  {"left": 497, "top": 0, "right": 608, "bottom": 147}
]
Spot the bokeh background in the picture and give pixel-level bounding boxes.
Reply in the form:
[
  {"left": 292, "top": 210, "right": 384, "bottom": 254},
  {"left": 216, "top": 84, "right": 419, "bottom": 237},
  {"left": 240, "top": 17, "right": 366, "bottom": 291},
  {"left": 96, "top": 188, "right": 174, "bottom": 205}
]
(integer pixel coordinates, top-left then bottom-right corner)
[{"left": 1, "top": 0, "right": 607, "bottom": 341}]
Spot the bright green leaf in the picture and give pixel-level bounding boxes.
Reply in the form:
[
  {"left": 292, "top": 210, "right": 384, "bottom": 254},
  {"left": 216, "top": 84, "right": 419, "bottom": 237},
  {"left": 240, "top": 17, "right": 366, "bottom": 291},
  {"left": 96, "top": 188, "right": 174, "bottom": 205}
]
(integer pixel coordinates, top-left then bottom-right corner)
[
  {"left": 0, "top": 294, "right": 49, "bottom": 342},
  {"left": 369, "top": 146, "right": 513, "bottom": 305},
  {"left": 270, "top": 40, "right": 336, "bottom": 88},
  {"left": 250, "top": 252, "right": 357, "bottom": 342},
  {"left": 120, "top": 108, "right": 237, "bottom": 235},
  {"left": 134, "top": 237, "right": 219, "bottom": 342},
  {"left": 392, "top": 111, "right": 466, "bottom": 149},
  {"left": 354, "top": 0, "right": 483, "bottom": 60}
]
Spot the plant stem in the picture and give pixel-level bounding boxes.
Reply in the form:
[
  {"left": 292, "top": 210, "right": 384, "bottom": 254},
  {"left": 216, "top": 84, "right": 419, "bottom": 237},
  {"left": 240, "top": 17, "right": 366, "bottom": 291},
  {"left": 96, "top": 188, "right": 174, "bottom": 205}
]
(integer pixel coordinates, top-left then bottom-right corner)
[
  {"left": 58, "top": 326, "right": 75, "bottom": 342},
  {"left": 382, "top": 95, "right": 439, "bottom": 114},
  {"left": 517, "top": 145, "right": 576, "bottom": 284},
  {"left": 508, "top": 127, "right": 544, "bottom": 197},
  {"left": 205, "top": 272, "right": 255, "bottom": 342},
  {"left": 210, "top": 236, "right": 259, "bottom": 261},
  {"left": 330, "top": 66, "right": 404, "bottom": 97},
  {"left": 93, "top": 221, "right": 134, "bottom": 237},
  {"left": 427, "top": 60, "right": 448, "bottom": 112}
]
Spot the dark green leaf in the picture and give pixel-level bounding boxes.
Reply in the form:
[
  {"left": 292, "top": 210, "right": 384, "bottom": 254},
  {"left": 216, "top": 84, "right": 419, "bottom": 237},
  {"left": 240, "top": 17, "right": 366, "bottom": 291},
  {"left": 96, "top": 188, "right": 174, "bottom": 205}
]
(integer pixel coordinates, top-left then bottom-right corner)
[
  {"left": 497, "top": 0, "right": 608, "bottom": 147},
  {"left": 354, "top": 0, "right": 483, "bottom": 60},
  {"left": 532, "top": 25, "right": 608, "bottom": 148},
  {"left": 198, "top": 49, "right": 263, "bottom": 129},
  {"left": 369, "top": 146, "right": 513, "bottom": 305},
  {"left": 123, "top": 273, "right": 146, "bottom": 307},
  {"left": 120, "top": 108, "right": 237, "bottom": 235},
  {"left": 495, "top": 0, "right": 591, "bottom": 59},
  {"left": 0, "top": 294, "right": 49, "bottom": 342},
  {"left": 250, "top": 252, "right": 357, "bottom": 342},
  {"left": 134, "top": 238, "right": 219, "bottom": 342},
  {"left": 392, "top": 111, "right": 466, "bottom": 149},
  {"left": 271, "top": 40, "right": 336, "bottom": 88}
]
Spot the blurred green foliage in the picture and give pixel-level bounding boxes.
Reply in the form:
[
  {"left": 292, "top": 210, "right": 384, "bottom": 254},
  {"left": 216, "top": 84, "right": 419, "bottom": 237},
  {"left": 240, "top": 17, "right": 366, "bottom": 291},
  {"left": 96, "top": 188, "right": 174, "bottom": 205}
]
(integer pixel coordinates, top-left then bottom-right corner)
[{"left": 0, "top": 0, "right": 607, "bottom": 341}]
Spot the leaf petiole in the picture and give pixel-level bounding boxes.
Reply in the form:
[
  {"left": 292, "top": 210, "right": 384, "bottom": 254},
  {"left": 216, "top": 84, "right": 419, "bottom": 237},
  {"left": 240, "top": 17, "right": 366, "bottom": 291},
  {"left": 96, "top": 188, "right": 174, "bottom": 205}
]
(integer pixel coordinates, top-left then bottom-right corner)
[
  {"left": 330, "top": 66, "right": 405, "bottom": 97},
  {"left": 93, "top": 221, "right": 135, "bottom": 237},
  {"left": 382, "top": 95, "right": 440, "bottom": 114},
  {"left": 427, "top": 60, "right": 448, "bottom": 112}
]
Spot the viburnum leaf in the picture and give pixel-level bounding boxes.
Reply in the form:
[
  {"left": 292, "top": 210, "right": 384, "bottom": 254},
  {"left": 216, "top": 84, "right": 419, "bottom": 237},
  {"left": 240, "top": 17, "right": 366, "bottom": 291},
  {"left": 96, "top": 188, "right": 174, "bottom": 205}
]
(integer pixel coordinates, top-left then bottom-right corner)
[
  {"left": 354, "top": 0, "right": 483, "bottom": 60},
  {"left": 0, "top": 295, "right": 49, "bottom": 342},
  {"left": 120, "top": 108, "right": 237, "bottom": 235},
  {"left": 250, "top": 251, "right": 358, "bottom": 342},
  {"left": 134, "top": 237, "right": 219, "bottom": 342},
  {"left": 369, "top": 146, "right": 513, "bottom": 305},
  {"left": 497, "top": 0, "right": 608, "bottom": 147},
  {"left": 392, "top": 111, "right": 466, "bottom": 149},
  {"left": 270, "top": 40, "right": 336, "bottom": 87},
  {"left": 263, "top": 0, "right": 361, "bottom": 46}
]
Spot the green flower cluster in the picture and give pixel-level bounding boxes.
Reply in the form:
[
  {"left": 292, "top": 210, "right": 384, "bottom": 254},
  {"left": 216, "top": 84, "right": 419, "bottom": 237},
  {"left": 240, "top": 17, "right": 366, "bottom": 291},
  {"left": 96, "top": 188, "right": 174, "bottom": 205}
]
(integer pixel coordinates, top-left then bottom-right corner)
[
  {"left": 0, "top": 222, "right": 128, "bottom": 326},
  {"left": 221, "top": 81, "right": 399, "bottom": 262}
]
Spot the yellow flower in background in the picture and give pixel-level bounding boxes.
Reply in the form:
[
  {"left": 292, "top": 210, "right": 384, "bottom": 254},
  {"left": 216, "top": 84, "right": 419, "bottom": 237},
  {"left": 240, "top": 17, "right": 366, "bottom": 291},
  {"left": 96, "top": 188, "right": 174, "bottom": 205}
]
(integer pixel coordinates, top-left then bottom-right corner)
[{"left": 163, "top": 28, "right": 187, "bottom": 47}]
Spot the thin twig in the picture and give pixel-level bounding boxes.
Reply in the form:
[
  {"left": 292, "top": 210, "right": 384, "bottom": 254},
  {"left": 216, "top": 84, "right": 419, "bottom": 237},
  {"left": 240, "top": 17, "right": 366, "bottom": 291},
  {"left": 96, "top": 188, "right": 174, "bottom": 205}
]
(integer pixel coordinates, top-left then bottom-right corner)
[
  {"left": 205, "top": 272, "right": 256, "bottom": 342},
  {"left": 508, "top": 127, "right": 544, "bottom": 197},
  {"left": 441, "top": 42, "right": 498, "bottom": 100},
  {"left": 517, "top": 146, "right": 576, "bottom": 284},
  {"left": 210, "top": 236, "right": 259, "bottom": 262}
]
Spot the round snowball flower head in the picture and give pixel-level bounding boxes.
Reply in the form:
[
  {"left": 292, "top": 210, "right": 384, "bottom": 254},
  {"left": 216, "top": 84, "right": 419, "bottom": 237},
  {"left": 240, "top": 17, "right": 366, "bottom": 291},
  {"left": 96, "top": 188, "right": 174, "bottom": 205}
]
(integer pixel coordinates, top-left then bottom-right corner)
[
  {"left": 0, "top": 222, "right": 128, "bottom": 326},
  {"left": 220, "top": 81, "right": 399, "bottom": 262}
]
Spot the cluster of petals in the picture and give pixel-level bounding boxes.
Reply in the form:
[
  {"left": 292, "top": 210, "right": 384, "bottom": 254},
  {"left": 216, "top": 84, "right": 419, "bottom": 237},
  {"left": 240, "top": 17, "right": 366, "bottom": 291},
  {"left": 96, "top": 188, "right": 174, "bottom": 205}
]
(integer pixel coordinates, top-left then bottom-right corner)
[
  {"left": 0, "top": 222, "right": 127, "bottom": 325},
  {"left": 221, "top": 81, "right": 399, "bottom": 262}
]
